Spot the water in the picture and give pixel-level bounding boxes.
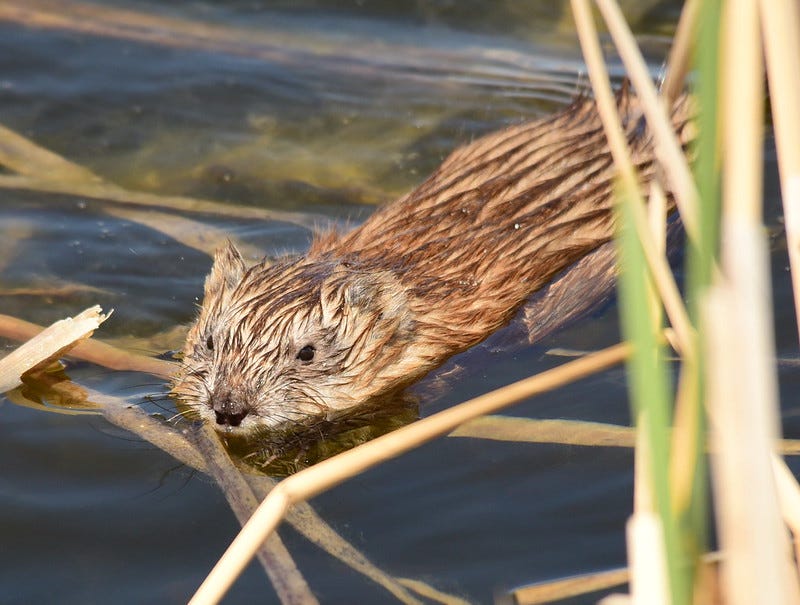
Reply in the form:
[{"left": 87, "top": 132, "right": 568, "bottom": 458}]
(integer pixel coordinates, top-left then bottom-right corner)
[{"left": 0, "top": 1, "right": 796, "bottom": 604}]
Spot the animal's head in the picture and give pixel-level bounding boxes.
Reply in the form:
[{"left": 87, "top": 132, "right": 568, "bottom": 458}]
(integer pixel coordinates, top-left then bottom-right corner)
[{"left": 172, "top": 241, "right": 418, "bottom": 437}]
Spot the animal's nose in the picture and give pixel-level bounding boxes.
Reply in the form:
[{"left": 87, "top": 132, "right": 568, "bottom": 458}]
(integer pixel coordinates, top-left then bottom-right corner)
[
  {"left": 211, "top": 390, "right": 248, "bottom": 427},
  {"left": 214, "top": 409, "right": 247, "bottom": 427}
]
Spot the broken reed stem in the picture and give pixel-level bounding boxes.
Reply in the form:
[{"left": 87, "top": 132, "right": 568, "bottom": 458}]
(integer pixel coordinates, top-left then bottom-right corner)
[
  {"left": 0, "top": 306, "right": 110, "bottom": 392},
  {"left": 0, "top": 312, "right": 175, "bottom": 378},
  {"left": 189, "top": 342, "right": 630, "bottom": 605}
]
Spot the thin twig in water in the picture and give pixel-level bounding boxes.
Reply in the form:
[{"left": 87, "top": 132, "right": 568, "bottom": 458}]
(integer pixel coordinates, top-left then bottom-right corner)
[
  {"left": 189, "top": 342, "right": 630, "bottom": 605},
  {"left": 191, "top": 426, "right": 319, "bottom": 605},
  {"left": 68, "top": 386, "right": 448, "bottom": 604}
]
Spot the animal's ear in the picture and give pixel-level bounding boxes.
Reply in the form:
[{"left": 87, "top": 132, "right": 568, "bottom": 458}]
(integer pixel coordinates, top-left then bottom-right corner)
[
  {"left": 204, "top": 240, "right": 246, "bottom": 300},
  {"left": 320, "top": 267, "right": 413, "bottom": 342}
]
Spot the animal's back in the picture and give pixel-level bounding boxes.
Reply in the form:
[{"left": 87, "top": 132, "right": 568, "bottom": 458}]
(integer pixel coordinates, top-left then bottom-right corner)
[{"left": 311, "top": 90, "right": 692, "bottom": 350}]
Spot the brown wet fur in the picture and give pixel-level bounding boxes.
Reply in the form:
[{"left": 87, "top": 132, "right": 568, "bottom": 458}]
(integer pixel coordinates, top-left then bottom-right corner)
[{"left": 172, "top": 89, "right": 693, "bottom": 438}]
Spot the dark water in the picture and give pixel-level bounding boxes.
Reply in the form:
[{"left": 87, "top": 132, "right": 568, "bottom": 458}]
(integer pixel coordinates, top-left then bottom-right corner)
[{"left": 1, "top": 1, "right": 797, "bottom": 604}]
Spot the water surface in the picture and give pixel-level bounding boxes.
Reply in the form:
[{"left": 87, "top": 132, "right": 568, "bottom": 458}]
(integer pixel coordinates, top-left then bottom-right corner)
[{"left": 1, "top": 2, "right": 796, "bottom": 604}]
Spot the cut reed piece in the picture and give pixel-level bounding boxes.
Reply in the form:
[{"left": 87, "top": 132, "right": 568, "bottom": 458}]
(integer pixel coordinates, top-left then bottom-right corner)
[
  {"left": 708, "top": 1, "right": 800, "bottom": 597},
  {"left": 0, "top": 312, "right": 175, "bottom": 378},
  {"left": 626, "top": 513, "right": 669, "bottom": 605},
  {"left": 0, "top": 305, "right": 109, "bottom": 392}
]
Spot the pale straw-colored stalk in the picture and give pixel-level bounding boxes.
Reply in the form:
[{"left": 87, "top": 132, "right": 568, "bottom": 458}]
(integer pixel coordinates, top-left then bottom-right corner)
[
  {"left": 661, "top": 0, "right": 701, "bottom": 105},
  {"left": 189, "top": 342, "right": 629, "bottom": 605},
  {"left": 0, "top": 312, "right": 175, "bottom": 378},
  {"left": 569, "top": 0, "right": 694, "bottom": 357},
  {"left": 758, "top": 0, "right": 800, "bottom": 345},
  {"left": 706, "top": 1, "right": 800, "bottom": 603},
  {"left": 594, "top": 0, "right": 700, "bottom": 243},
  {"left": 0, "top": 306, "right": 110, "bottom": 392}
]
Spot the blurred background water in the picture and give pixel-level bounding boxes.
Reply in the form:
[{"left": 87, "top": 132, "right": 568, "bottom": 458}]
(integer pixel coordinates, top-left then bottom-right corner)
[{"left": 0, "top": 1, "right": 796, "bottom": 603}]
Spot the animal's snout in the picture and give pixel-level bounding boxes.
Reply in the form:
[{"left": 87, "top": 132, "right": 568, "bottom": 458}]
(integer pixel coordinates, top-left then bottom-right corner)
[
  {"left": 211, "top": 389, "right": 249, "bottom": 428},
  {"left": 214, "top": 409, "right": 247, "bottom": 427}
]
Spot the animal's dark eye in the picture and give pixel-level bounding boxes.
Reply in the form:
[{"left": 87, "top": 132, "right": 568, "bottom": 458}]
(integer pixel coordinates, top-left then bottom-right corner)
[
  {"left": 206, "top": 335, "right": 214, "bottom": 351},
  {"left": 296, "top": 344, "right": 315, "bottom": 362}
]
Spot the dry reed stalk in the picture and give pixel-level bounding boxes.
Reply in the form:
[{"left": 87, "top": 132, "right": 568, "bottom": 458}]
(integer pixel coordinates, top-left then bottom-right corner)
[
  {"left": 667, "top": 362, "right": 701, "bottom": 514},
  {"left": 0, "top": 312, "right": 175, "bottom": 378},
  {"left": 754, "top": 0, "right": 800, "bottom": 579},
  {"left": 0, "top": 120, "right": 325, "bottom": 231},
  {"left": 0, "top": 173, "right": 323, "bottom": 231},
  {"left": 101, "top": 206, "right": 267, "bottom": 260},
  {"left": 570, "top": 0, "right": 694, "bottom": 356},
  {"left": 594, "top": 0, "right": 700, "bottom": 242},
  {"left": 600, "top": 596, "right": 630, "bottom": 605},
  {"left": 393, "top": 579, "right": 470, "bottom": 605},
  {"left": 509, "top": 566, "right": 629, "bottom": 604},
  {"left": 0, "top": 305, "right": 109, "bottom": 392},
  {"left": 189, "top": 342, "right": 630, "bottom": 604},
  {"left": 451, "top": 415, "right": 800, "bottom": 456},
  {"left": 80, "top": 386, "right": 210, "bottom": 471},
  {"left": 772, "top": 454, "right": 800, "bottom": 569},
  {"left": 0, "top": 121, "right": 99, "bottom": 183},
  {"left": 0, "top": 284, "right": 110, "bottom": 298},
  {"left": 661, "top": 0, "right": 701, "bottom": 105},
  {"left": 77, "top": 385, "right": 435, "bottom": 603},
  {"left": 192, "top": 427, "right": 319, "bottom": 605},
  {"left": 705, "top": 280, "right": 798, "bottom": 605},
  {"left": 450, "top": 416, "right": 636, "bottom": 447},
  {"left": 758, "top": 0, "right": 800, "bottom": 346},
  {"left": 705, "top": 2, "right": 800, "bottom": 602}
]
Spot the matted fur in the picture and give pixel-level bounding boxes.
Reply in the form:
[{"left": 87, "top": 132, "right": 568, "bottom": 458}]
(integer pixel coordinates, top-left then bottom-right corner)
[{"left": 172, "top": 89, "right": 693, "bottom": 436}]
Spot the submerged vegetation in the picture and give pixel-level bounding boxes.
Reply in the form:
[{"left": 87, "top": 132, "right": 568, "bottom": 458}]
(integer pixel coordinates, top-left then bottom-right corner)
[{"left": 1, "top": 0, "right": 800, "bottom": 604}]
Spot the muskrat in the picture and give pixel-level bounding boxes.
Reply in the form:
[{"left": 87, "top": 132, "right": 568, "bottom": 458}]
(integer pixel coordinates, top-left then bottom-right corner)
[{"left": 172, "top": 89, "right": 692, "bottom": 438}]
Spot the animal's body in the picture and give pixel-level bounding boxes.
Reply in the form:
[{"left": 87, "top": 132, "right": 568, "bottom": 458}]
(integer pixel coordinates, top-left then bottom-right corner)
[{"left": 172, "top": 90, "right": 692, "bottom": 438}]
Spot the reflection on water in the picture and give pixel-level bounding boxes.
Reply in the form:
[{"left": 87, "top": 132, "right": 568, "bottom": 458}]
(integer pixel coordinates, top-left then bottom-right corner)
[
  {"left": 3, "top": 2, "right": 795, "bottom": 604},
  {"left": 221, "top": 394, "right": 421, "bottom": 476}
]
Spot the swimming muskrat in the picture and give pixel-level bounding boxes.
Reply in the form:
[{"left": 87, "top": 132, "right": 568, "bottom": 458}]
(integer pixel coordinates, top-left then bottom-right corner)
[{"left": 172, "top": 89, "right": 692, "bottom": 438}]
